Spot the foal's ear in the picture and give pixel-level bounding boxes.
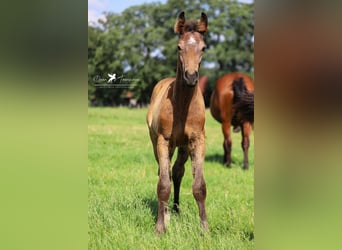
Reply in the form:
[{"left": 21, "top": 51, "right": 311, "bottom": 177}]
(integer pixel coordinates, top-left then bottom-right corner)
[
  {"left": 174, "top": 11, "right": 185, "bottom": 34},
  {"left": 197, "top": 12, "right": 208, "bottom": 34}
]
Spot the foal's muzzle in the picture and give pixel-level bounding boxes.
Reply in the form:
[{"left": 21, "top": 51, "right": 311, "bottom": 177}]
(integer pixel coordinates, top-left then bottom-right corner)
[{"left": 184, "top": 71, "right": 199, "bottom": 87}]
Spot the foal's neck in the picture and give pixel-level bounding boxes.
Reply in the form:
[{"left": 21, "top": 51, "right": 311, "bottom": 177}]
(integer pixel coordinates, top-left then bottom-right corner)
[{"left": 173, "top": 57, "right": 198, "bottom": 104}]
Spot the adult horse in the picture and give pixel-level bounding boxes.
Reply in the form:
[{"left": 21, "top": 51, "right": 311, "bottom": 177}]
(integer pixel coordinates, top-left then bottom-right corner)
[
  {"left": 198, "top": 75, "right": 210, "bottom": 106},
  {"left": 210, "top": 72, "right": 254, "bottom": 169},
  {"left": 146, "top": 12, "right": 209, "bottom": 234}
]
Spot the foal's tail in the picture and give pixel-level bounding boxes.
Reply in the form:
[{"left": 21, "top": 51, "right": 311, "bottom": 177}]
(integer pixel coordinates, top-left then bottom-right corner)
[{"left": 232, "top": 77, "right": 254, "bottom": 125}]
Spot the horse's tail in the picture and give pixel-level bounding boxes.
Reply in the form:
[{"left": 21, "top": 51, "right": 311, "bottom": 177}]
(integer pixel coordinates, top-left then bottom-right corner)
[{"left": 232, "top": 77, "right": 254, "bottom": 125}]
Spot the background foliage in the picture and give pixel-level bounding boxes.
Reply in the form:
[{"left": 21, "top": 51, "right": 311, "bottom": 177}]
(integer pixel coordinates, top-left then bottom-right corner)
[{"left": 88, "top": 0, "right": 254, "bottom": 106}]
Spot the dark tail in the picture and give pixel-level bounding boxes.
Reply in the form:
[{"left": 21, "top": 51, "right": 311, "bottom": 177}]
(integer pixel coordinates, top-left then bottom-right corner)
[{"left": 232, "top": 77, "right": 254, "bottom": 125}]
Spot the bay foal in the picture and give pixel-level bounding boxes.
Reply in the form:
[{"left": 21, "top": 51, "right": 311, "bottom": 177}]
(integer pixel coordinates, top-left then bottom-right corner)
[{"left": 146, "top": 12, "right": 209, "bottom": 234}]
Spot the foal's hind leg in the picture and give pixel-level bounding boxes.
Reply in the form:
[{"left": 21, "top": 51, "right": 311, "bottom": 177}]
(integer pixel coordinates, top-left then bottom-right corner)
[
  {"left": 222, "top": 122, "right": 232, "bottom": 167},
  {"left": 172, "top": 147, "right": 188, "bottom": 213},
  {"left": 241, "top": 122, "right": 252, "bottom": 169}
]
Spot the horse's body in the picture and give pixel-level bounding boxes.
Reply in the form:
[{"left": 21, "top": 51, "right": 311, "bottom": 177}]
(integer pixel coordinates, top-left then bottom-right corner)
[
  {"left": 147, "top": 12, "right": 209, "bottom": 234},
  {"left": 198, "top": 75, "right": 211, "bottom": 106},
  {"left": 198, "top": 75, "right": 208, "bottom": 95},
  {"left": 210, "top": 72, "right": 254, "bottom": 169}
]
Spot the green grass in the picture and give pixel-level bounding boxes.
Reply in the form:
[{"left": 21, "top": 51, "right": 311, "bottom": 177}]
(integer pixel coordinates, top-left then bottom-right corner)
[{"left": 88, "top": 107, "right": 254, "bottom": 249}]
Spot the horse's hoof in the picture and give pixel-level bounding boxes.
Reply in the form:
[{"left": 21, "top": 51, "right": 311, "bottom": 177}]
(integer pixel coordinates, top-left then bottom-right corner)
[
  {"left": 243, "top": 163, "right": 249, "bottom": 170},
  {"left": 223, "top": 162, "right": 232, "bottom": 168}
]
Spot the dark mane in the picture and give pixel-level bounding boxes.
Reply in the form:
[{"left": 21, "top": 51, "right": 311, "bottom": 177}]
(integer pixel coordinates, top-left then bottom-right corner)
[
  {"left": 184, "top": 21, "right": 198, "bottom": 32},
  {"left": 174, "top": 12, "right": 208, "bottom": 35}
]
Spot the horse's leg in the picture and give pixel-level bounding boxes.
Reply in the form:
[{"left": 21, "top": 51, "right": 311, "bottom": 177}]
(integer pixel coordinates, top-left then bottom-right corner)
[
  {"left": 189, "top": 134, "right": 209, "bottom": 231},
  {"left": 222, "top": 122, "right": 232, "bottom": 167},
  {"left": 155, "top": 135, "right": 172, "bottom": 234},
  {"left": 172, "top": 146, "right": 188, "bottom": 213},
  {"left": 241, "top": 122, "right": 252, "bottom": 169}
]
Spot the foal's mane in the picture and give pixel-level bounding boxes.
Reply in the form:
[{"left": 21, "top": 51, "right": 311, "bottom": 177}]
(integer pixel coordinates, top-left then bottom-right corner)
[
  {"left": 184, "top": 21, "right": 200, "bottom": 33},
  {"left": 177, "top": 21, "right": 207, "bottom": 34},
  {"left": 174, "top": 12, "right": 208, "bottom": 35}
]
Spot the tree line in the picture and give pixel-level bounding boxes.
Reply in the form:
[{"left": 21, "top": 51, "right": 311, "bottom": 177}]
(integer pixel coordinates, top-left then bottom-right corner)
[{"left": 88, "top": 0, "right": 254, "bottom": 106}]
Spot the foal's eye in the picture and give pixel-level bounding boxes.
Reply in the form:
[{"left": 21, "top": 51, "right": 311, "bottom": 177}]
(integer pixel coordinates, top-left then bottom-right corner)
[{"left": 177, "top": 45, "right": 181, "bottom": 51}]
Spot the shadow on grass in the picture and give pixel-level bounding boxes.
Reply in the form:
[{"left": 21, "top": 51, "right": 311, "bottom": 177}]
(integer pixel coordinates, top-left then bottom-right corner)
[
  {"left": 142, "top": 197, "right": 158, "bottom": 222},
  {"left": 205, "top": 153, "right": 223, "bottom": 164},
  {"left": 205, "top": 153, "right": 240, "bottom": 166}
]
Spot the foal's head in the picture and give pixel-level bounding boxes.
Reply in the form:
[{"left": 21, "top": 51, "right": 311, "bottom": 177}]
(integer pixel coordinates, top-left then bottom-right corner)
[{"left": 174, "top": 12, "right": 208, "bottom": 87}]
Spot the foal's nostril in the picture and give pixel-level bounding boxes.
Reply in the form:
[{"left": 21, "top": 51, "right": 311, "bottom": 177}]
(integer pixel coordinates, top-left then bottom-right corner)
[
  {"left": 185, "top": 71, "right": 199, "bottom": 84},
  {"left": 185, "top": 71, "right": 198, "bottom": 78}
]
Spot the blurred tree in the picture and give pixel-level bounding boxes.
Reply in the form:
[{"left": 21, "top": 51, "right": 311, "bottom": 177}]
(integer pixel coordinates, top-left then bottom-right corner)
[{"left": 88, "top": 0, "right": 254, "bottom": 106}]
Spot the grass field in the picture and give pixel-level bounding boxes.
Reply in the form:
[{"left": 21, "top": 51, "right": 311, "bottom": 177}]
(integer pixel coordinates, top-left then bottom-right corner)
[{"left": 88, "top": 107, "right": 254, "bottom": 249}]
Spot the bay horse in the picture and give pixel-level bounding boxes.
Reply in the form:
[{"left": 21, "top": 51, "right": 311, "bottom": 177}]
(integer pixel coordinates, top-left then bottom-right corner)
[
  {"left": 210, "top": 72, "right": 254, "bottom": 169},
  {"left": 146, "top": 12, "right": 209, "bottom": 234},
  {"left": 198, "top": 75, "right": 210, "bottom": 106}
]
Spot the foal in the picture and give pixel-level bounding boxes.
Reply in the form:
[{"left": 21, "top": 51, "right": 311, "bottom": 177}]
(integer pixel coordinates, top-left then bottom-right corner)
[{"left": 146, "top": 12, "right": 209, "bottom": 234}]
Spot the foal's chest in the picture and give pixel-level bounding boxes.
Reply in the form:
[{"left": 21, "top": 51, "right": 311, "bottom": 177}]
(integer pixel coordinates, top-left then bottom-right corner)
[{"left": 161, "top": 113, "right": 204, "bottom": 146}]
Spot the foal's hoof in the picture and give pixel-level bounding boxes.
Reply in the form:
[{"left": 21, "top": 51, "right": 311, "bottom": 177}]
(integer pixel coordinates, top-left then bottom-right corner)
[
  {"left": 243, "top": 163, "right": 249, "bottom": 170},
  {"left": 155, "top": 224, "right": 166, "bottom": 235},
  {"left": 164, "top": 210, "right": 171, "bottom": 225},
  {"left": 201, "top": 221, "right": 209, "bottom": 232},
  {"left": 172, "top": 204, "right": 181, "bottom": 214}
]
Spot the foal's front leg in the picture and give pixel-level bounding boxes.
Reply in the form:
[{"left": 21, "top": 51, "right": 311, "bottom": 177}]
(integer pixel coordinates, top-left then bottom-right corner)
[
  {"left": 155, "top": 135, "right": 172, "bottom": 234},
  {"left": 189, "top": 134, "right": 209, "bottom": 231}
]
